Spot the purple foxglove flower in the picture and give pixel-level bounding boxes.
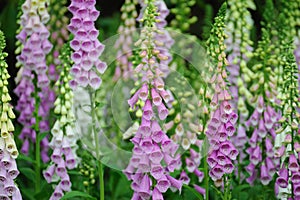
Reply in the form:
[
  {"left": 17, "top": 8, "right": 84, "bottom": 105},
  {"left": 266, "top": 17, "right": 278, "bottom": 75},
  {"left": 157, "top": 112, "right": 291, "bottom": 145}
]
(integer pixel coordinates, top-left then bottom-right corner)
[
  {"left": 179, "top": 170, "right": 190, "bottom": 185},
  {"left": 163, "top": 154, "right": 177, "bottom": 172},
  {"left": 149, "top": 145, "right": 163, "bottom": 163},
  {"left": 59, "top": 174, "right": 71, "bottom": 192},
  {"left": 143, "top": 100, "right": 153, "bottom": 120},
  {"left": 292, "top": 172, "right": 300, "bottom": 184},
  {"left": 193, "top": 168, "right": 204, "bottom": 182},
  {"left": 265, "top": 157, "right": 276, "bottom": 177},
  {"left": 140, "top": 137, "right": 154, "bottom": 154},
  {"left": 7, "top": 160, "right": 20, "bottom": 180},
  {"left": 4, "top": 178, "right": 16, "bottom": 196},
  {"left": 152, "top": 187, "right": 163, "bottom": 200},
  {"left": 50, "top": 186, "right": 63, "bottom": 200},
  {"left": 139, "top": 84, "right": 148, "bottom": 101},
  {"left": 294, "top": 184, "right": 300, "bottom": 196},
  {"left": 246, "top": 169, "right": 257, "bottom": 185},
  {"left": 138, "top": 154, "right": 150, "bottom": 172},
  {"left": 1, "top": 151, "right": 12, "bottom": 169},
  {"left": 211, "top": 165, "right": 224, "bottom": 179},
  {"left": 166, "top": 175, "right": 183, "bottom": 193},
  {"left": 193, "top": 184, "right": 206, "bottom": 197},
  {"left": 260, "top": 163, "right": 271, "bottom": 185},
  {"left": 65, "top": 151, "right": 76, "bottom": 169},
  {"left": 137, "top": 174, "right": 151, "bottom": 199},
  {"left": 0, "top": 169, "right": 6, "bottom": 184},
  {"left": 157, "top": 103, "right": 168, "bottom": 120},
  {"left": 156, "top": 175, "right": 171, "bottom": 193},
  {"left": 139, "top": 117, "right": 151, "bottom": 136},
  {"left": 207, "top": 151, "right": 218, "bottom": 168},
  {"left": 150, "top": 165, "right": 164, "bottom": 180},
  {"left": 276, "top": 166, "right": 288, "bottom": 188},
  {"left": 257, "top": 119, "right": 267, "bottom": 138},
  {"left": 51, "top": 148, "right": 62, "bottom": 164},
  {"left": 56, "top": 159, "right": 67, "bottom": 178},
  {"left": 216, "top": 151, "right": 227, "bottom": 166},
  {"left": 185, "top": 157, "right": 196, "bottom": 173},
  {"left": 151, "top": 88, "right": 162, "bottom": 106},
  {"left": 12, "top": 186, "right": 22, "bottom": 200},
  {"left": 288, "top": 154, "right": 299, "bottom": 172},
  {"left": 43, "top": 164, "right": 56, "bottom": 183},
  {"left": 250, "top": 146, "right": 261, "bottom": 165}
]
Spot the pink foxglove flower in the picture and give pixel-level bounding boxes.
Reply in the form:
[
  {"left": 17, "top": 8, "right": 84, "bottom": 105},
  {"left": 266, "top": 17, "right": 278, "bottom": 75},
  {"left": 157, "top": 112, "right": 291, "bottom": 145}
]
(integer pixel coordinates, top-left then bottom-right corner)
[
  {"left": 205, "top": 6, "right": 238, "bottom": 187},
  {"left": 68, "top": 0, "right": 106, "bottom": 90},
  {"left": 123, "top": 1, "right": 182, "bottom": 199}
]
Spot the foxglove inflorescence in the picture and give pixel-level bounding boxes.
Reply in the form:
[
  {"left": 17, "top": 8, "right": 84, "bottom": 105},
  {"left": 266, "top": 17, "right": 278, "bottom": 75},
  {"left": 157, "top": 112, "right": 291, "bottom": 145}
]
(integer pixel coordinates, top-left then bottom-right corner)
[
  {"left": 0, "top": 30, "right": 22, "bottom": 199},
  {"left": 15, "top": 0, "right": 53, "bottom": 162},
  {"left": 44, "top": 44, "right": 79, "bottom": 200},
  {"left": 244, "top": 3, "right": 280, "bottom": 185},
  {"left": 225, "top": 0, "right": 255, "bottom": 182},
  {"left": 205, "top": 6, "right": 238, "bottom": 187},
  {"left": 68, "top": 0, "right": 107, "bottom": 90},
  {"left": 47, "top": 0, "right": 69, "bottom": 81},
  {"left": 113, "top": 0, "right": 138, "bottom": 81},
  {"left": 124, "top": 1, "right": 183, "bottom": 199}
]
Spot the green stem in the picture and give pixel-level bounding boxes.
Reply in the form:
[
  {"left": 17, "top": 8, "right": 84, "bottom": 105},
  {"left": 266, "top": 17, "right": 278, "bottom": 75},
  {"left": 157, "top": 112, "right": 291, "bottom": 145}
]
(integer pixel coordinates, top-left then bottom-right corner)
[
  {"left": 203, "top": 152, "right": 209, "bottom": 200},
  {"left": 89, "top": 90, "right": 104, "bottom": 200},
  {"left": 33, "top": 74, "right": 41, "bottom": 193}
]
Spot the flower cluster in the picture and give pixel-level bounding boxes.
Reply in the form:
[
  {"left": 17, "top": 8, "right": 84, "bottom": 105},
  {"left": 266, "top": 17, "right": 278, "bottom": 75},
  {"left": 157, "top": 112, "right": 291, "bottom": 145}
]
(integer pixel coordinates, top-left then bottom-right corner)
[
  {"left": 124, "top": 1, "right": 182, "bottom": 199},
  {"left": 170, "top": 0, "right": 197, "bottom": 32},
  {"left": 43, "top": 44, "right": 79, "bottom": 199},
  {"left": 225, "top": 0, "right": 256, "bottom": 182},
  {"left": 0, "top": 30, "right": 22, "bottom": 199},
  {"left": 15, "top": 0, "right": 53, "bottom": 162},
  {"left": 273, "top": 1, "right": 300, "bottom": 198},
  {"left": 275, "top": 47, "right": 300, "bottom": 199},
  {"left": 205, "top": 6, "right": 238, "bottom": 186},
  {"left": 47, "top": 0, "right": 69, "bottom": 81},
  {"left": 68, "top": 0, "right": 107, "bottom": 90},
  {"left": 244, "top": 12, "right": 280, "bottom": 185},
  {"left": 113, "top": 0, "right": 138, "bottom": 81}
]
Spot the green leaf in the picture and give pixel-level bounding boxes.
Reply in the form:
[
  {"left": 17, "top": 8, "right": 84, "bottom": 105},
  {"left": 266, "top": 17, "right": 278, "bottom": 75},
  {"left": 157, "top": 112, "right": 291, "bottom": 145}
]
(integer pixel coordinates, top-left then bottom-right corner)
[
  {"left": 21, "top": 188, "right": 35, "bottom": 200},
  {"left": 38, "top": 131, "right": 49, "bottom": 142},
  {"left": 183, "top": 185, "right": 204, "bottom": 200},
  {"left": 60, "top": 191, "right": 96, "bottom": 200},
  {"left": 17, "top": 154, "right": 36, "bottom": 164},
  {"left": 19, "top": 167, "right": 36, "bottom": 183}
]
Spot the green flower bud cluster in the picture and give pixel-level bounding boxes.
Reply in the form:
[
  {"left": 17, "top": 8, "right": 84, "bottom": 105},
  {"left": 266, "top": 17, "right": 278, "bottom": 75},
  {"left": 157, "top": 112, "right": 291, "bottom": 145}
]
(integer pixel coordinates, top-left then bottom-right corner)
[
  {"left": 167, "top": 74, "right": 201, "bottom": 150},
  {"left": 0, "top": 31, "right": 19, "bottom": 159},
  {"left": 279, "top": 47, "right": 300, "bottom": 129},
  {"left": 275, "top": 1, "right": 300, "bottom": 101},
  {"left": 47, "top": 0, "right": 69, "bottom": 68},
  {"left": 53, "top": 45, "right": 75, "bottom": 126},
  {"left": 249, "top": 30, "right": 278, "bottom": 104},
  {"left": 79, "top": 162, "right": 96, "bottom": 186},
  {"left": 114, "top": 0, "right": 138, "bottom": 80},
  {"left": 170, "top": 0, "right": 197, "bottom": 32},
  {"left": 206, "top": 4, "right": 230, "bottom": 93},
  {"left": 225, "top": 0, "right": 255, "bottom": 116},
  {"left": 15, "top": 0, "right": 26, "bottom": 69}
]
